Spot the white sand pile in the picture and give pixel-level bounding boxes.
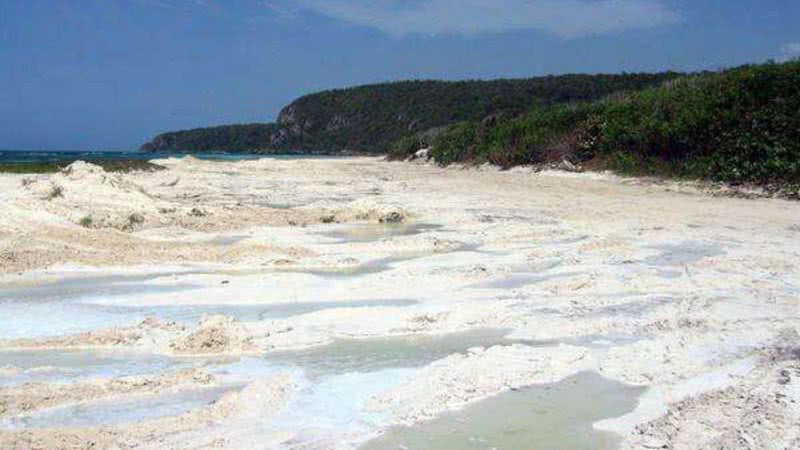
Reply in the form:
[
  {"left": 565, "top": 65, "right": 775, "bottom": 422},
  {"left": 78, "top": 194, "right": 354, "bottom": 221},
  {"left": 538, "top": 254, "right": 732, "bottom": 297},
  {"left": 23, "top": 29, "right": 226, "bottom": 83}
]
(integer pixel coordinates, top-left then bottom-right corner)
[
  {"left": 0, "top": 315, "right": 268, "bottom": 357},
  {"left": 209, "top": 374, "right": 295, "bottom": 420},
  {"left": 338, "top": 198, "right": 410, "bottom": 224},
  {"left": 20, "top": 161, "right": 172, "bottom": 231},
  {"left": 0, "top": 317, "right": 185, "bottom": 353},
  {"left": 169, "top": 315, "right": 257, "bottom": 355}
]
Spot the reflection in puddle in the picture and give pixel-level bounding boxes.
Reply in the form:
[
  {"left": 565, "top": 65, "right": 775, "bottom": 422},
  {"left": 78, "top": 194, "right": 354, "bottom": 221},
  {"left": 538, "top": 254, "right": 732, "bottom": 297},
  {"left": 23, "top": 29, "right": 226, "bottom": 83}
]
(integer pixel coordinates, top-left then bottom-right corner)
[
  {"left": 361, "top": 371, "right": 643, "bottom": 450},
  {"left": 2, "top": 385, "right": 239, "bottom": 429}
]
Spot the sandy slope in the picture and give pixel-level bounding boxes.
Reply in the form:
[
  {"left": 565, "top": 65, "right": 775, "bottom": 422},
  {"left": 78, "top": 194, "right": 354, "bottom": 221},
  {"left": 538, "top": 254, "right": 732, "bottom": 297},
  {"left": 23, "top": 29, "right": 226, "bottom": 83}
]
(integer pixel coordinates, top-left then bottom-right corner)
[{"left": 0, "top": 157, "right": 798, "bottom": 449}]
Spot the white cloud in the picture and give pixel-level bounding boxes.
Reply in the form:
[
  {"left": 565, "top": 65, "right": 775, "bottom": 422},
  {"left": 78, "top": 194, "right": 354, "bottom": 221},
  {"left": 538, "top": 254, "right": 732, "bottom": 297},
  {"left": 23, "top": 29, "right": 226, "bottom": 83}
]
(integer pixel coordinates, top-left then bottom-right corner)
[
  {"left": 272, "top": 0, "right": 680, "bottom": 38},
  {"left": 780, "top": 42, "right": 800, "bottom": 61}
]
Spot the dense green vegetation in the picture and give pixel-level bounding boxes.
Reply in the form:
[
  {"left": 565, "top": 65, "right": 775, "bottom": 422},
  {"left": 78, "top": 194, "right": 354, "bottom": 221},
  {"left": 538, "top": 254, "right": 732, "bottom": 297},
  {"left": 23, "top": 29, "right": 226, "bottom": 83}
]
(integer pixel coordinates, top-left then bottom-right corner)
[
  {"left": 140, "top": 62, "right": 800, "bottom": 187},
  {"left": 140, "top": 123, "right": 281, "bottom": 153},
  {"left": 416, "top": 62, "right": 800, "bottom": 186},
  {"left": 141, "top": 73, "right": 680, "bottom": 153}
]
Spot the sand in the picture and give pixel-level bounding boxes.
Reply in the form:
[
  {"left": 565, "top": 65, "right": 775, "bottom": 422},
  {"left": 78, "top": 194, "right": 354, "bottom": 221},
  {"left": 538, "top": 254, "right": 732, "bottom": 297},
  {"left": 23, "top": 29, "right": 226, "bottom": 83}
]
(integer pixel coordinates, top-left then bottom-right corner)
[{"left": 0, "top": 157, "right": 798, "bottom": 449}]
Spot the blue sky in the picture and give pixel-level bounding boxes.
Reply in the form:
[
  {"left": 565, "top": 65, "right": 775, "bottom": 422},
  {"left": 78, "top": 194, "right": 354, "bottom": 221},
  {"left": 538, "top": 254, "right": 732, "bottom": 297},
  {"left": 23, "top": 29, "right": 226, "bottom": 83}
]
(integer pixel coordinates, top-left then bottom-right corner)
[{"left": 1, "top": 0, "right": 798, "bottom": 150}]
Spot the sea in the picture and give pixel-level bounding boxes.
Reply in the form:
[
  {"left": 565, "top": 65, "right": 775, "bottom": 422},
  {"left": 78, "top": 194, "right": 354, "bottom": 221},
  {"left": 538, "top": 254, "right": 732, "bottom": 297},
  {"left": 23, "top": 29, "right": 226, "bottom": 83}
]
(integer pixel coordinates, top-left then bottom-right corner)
[{"left": 0, "top": 150, "right": 321, "bottom": 165}]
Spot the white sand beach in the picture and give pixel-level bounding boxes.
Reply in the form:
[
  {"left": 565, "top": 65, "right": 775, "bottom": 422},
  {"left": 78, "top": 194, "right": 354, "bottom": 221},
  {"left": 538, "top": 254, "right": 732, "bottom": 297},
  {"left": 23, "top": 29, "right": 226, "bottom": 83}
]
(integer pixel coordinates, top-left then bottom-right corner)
[{"left": 0, "top": 156, "right": 798, "bottom": 449}]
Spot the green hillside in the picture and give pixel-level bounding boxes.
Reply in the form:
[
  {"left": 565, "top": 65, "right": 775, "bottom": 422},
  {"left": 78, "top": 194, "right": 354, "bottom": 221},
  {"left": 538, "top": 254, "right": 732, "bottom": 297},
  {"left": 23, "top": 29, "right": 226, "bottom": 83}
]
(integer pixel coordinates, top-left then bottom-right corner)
[
  {"left": 410, "top": 62, "right": 799, "bottom": 187},
  {"left": 141, "top": 73, "right": 680, "bottom": 154}
]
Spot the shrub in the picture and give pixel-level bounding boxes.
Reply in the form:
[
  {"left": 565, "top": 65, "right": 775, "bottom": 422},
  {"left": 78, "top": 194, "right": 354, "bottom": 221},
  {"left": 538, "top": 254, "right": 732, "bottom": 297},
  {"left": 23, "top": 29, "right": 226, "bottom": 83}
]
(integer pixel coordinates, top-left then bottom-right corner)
[
  {"left": 45, "top": 184, "right": 64, "bottom": 200},
  {"left": 387, "top": 135, "right": 423, "bottom": 160},
  {"left": 78, "top": 215, "right": 93, "bottom": 228},
  {"left": 425, "top": 61, "right": 800, "bottom": 186}
]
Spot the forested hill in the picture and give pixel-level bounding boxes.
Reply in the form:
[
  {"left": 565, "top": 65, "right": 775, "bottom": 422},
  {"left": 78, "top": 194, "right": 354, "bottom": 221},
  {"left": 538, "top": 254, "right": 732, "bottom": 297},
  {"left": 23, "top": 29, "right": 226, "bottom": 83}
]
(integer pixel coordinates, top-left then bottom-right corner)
[
  {"left": 140, "top": 72, "right": 682, "bottom": 154},
  {"left": 406, "top": 61, "right": 800, "bottom": 188}
]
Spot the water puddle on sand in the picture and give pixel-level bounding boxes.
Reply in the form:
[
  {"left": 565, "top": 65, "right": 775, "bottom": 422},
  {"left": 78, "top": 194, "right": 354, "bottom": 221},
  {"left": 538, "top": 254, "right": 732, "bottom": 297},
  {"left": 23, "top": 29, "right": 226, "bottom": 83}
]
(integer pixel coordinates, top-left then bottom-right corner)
[
  {"left": 261, "top": 329, "right": 546, "bottom": 447},
  {"left": 0, "top": 350, "right": 191, "bottom": 386},
  {"left": 321, "top": 223, "right": 444, "bottom": 243},
  {"left": 360, "top": 371, "right": 644, "bottom": 450},
  {"left": 270, "top": 368, "right": 415, "bottom": 447},
  {"left": 470, "top": 271, "right": 581, "bottom": 290},
  {"left": 643, "top": 241, "right": 726, "bottom": 267},
  {"left": 0, "top": 272, "right": 202, "bottom": 303},
  {"left": 208, "top": 234, "right": 251, "bottom": 246},
  {"left": 289, "top": 242, "right": 489, "bottom": 279},
  {"left": 111, "top": 299, "right": 420, "bottom": 322},
  {"left": 2, "top": 384, "right": 240, "bottom": 429},
  {"left": 266, "top": 329, "right": 540, "bottom": 378},
  {"left": 0, "top": 296, "right": 418, "bottom": 339}
]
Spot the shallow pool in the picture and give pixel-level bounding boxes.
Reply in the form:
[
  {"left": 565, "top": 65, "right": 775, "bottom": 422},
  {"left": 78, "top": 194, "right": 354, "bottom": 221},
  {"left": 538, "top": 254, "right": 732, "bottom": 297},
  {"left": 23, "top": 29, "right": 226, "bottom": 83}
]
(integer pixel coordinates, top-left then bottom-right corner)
[{"left": 360, "top": 371, "right": 643, "bottom": 450}]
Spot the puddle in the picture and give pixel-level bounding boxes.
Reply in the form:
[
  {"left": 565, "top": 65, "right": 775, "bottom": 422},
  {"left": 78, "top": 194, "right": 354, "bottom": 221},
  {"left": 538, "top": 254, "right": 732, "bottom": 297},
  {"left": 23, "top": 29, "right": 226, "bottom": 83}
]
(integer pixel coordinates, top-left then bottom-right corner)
[
  {"left": 0, "top": 298, "right": 418, "bottom": 339},
  {"left": 290, "top": 242, "right": 491, "bottom": 279},
  {"left": 271, "top": 247, "right": 465, "bottom": 278},
  {"left": 2, "top": 385, "right": 240, "bottom": 429},
  {"left": 322, "top": 223, "right": 444, "bottom": 243},
  {"left": 360, "top": 371, "right": 644, "bottom": 450},
  {"left": 270, "top": 368, "right": 415, "bottom": 447},
  {"left": 562, "top": 334, "right": 645, "bottom": 349},
  {"left": 643, "top": 241, "right": 726, "bottom": 267},
  {"left": 300, "top": 254, "right": 426, "bottom": 278},
  {"left": 657, "top": 269, "right": 684, "bottom": 279},
  {"left": 266, "top": 329, "right": 540, "bottom": 378},
  {"left": 0, "top": 271, "right": 202, "bottom": 303},
  {"left": 471, "top": 271, "right": 581, "bottom": 290},
  {"left": 208, "top": 235, "right": 250, "bottom": 246},
  {"left": 105, "top": 299, "right": 419, "bottom": 323},
  {"left": 263, "top": 329, "right": 547, "bottom": 447},
  {"left": 567, "top": 297, "right": 675, "bottom": 318},
  {"left": 0, "top": 350, "right": 189, "bottom": 386},
  {"left": 257, "top": 201, "right": 303, "bottom": 209}
]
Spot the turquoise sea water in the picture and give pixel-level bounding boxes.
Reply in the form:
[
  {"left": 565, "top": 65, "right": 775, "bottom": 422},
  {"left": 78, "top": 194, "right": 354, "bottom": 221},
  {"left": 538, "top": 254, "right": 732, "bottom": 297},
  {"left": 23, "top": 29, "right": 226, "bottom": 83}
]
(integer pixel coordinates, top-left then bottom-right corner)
[{"left": 0, "top": 150, "right": 328, "bottom": 164}]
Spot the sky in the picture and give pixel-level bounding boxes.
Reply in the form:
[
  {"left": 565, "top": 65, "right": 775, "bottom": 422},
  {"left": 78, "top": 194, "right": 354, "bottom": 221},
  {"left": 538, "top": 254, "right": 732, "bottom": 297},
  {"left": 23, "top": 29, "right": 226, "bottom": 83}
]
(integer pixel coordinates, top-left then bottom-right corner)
[{"left": 1, "top": 0, "right": 798, "bottom": 151}]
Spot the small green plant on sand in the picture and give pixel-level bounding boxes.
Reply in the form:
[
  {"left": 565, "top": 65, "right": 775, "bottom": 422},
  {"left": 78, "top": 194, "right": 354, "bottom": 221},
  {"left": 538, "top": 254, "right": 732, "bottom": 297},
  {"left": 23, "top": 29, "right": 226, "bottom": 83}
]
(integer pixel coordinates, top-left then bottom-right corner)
[
  {"left": 45, "top": 184, "right": 64, "bottom": 200},
  {"left": 78, "top": 215, "right": 93, "bottom": 228}
]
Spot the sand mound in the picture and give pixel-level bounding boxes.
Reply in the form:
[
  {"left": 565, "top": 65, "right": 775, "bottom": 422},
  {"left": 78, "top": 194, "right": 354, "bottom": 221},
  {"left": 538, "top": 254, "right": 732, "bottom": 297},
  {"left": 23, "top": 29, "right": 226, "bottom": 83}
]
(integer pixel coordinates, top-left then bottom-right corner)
[
  {"left": 0, "top": 317, "right": 185, "bottom": 352},
  {"left": 340, "top": 198, "right": 410, "bottom": 224},
  {"left": 20, "top": 161, "right": 172, "bottom": 231},
  {"left": 626, "top": 357, "right": 800, "bottom": 450},
  {"left": 0, "top": 316, "right": 264, "bottom": 356},
  {"left": 169, "top": 315, "right": 256, "bottom": 355},
  {"left": 210, "top": 374, "right": 295, "bottom": 419}
]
